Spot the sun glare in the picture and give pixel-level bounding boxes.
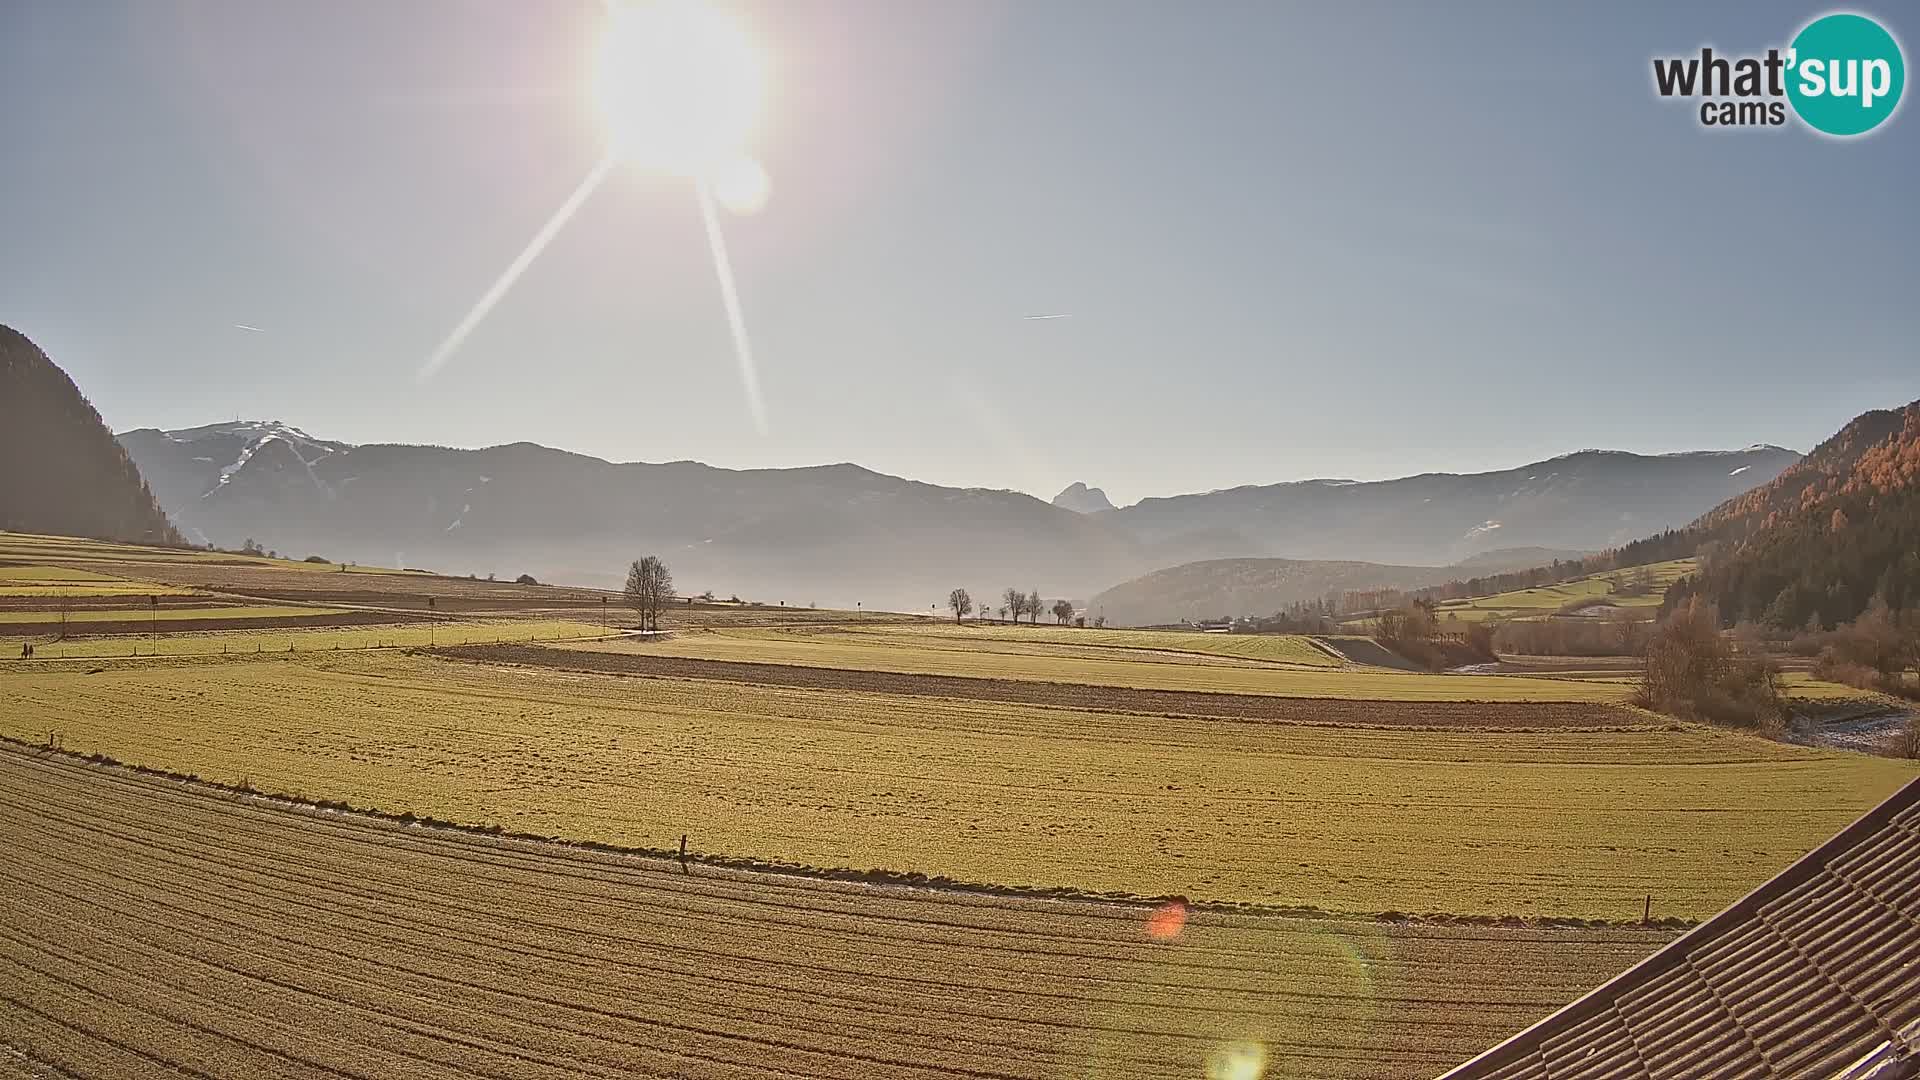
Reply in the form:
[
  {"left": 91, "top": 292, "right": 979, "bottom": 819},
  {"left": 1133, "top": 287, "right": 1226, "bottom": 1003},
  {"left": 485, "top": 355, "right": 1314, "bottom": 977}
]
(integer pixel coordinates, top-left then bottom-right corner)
[{"left": 593, "top": 0, "right": 766, "bottom": 177}]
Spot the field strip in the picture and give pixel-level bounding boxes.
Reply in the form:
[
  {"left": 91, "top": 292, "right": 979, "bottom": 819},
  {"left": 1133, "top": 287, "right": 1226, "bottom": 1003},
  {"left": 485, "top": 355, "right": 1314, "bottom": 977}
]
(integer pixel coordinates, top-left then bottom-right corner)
[
  {"left": 433, "top": 644, "right": 1651, "bottom": 728},
  {"left": 0, "top": 744, "right": 1665, "bottom": 1079},
  {"left": 7, "top": 652, "right": 1905, "bottom": 918},
  {"left": 0, "top": 753, "right": 1543, "bottom": 1068},
  {"left": 553, "top": 632, "right": 1632, "bottom": 701}
]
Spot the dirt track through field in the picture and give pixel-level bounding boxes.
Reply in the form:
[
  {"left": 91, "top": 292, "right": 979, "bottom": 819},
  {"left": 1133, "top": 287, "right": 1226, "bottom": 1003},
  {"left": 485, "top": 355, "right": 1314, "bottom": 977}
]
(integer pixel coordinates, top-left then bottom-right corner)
[
  {"left": 0, "top": 746, "right": 1660, "bottom": 1079},
  {"left": 435, "top": 644, "right": 1653, "bottom": 730}
]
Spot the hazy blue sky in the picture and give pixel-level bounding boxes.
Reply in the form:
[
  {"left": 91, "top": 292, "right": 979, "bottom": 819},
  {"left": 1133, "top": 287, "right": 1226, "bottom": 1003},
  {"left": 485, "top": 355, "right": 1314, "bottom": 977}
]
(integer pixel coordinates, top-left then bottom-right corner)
[{"left": 3, "top": 1, "right": 1914, "bottom": 504}]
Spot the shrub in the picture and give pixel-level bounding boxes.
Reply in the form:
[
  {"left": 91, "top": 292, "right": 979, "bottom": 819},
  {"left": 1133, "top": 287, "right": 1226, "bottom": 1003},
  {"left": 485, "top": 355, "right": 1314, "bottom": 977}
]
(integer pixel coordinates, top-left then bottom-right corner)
[
  {"left": 514, "top": 573, "right": 539, "bottom": 586},
  {"left": 1494, "top": 613, "right": 1652, "bottom": 658},
  {"left": 1635, "top": 599, "right": 1785, "bottom": 730},
  {"left": 1463, "top": 622, "right": 1496, "bottom": 661},
  {"left": 1886, "top": 714, "right": 1920, "bottom": 759},
  {"left": 1807, "top": 606, "right": 1920, "bottom": 701},
  {"left": 302, "top": 554, "right": 330, "bottom": 564}
]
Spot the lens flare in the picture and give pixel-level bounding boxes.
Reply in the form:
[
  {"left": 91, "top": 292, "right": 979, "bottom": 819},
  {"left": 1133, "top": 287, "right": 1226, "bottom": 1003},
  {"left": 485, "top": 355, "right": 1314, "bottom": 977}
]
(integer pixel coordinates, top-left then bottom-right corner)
[
  {"left": 418, "top": 154, "right": 616, "bottom": 381},
  {"left": 695, "top": 177, "right": 768, "bottom": 434},
  {"left": 711, "top": 154, "right": 770, "bottom": 216},
  {"left": 1146, "top": 899, "right": 1187, "bottom": 941},
  {"left": 1204, "top": 1041, "right": 1267, "bottom": 1080}
]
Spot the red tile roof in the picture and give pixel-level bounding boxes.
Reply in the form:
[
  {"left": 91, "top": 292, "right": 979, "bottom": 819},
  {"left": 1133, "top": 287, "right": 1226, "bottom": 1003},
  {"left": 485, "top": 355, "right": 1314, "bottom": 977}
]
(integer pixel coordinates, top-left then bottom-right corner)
[{"left": 1439, "top": 777, "right": 1920, "bottom": 1080}]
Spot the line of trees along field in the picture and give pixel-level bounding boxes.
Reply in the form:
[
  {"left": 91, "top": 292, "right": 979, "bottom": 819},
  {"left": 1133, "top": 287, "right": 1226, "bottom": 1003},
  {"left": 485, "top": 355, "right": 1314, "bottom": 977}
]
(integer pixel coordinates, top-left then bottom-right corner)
[{"left": 945, "top": 587, "right": 1086, "bottom": 626}]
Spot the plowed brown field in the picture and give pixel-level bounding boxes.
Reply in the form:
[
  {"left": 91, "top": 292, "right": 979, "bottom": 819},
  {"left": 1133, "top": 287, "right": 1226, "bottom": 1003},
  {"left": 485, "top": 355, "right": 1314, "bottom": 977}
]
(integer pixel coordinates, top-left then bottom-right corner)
[{"left": 0, "top": 746, "right": 1663, "bottom": 1080}]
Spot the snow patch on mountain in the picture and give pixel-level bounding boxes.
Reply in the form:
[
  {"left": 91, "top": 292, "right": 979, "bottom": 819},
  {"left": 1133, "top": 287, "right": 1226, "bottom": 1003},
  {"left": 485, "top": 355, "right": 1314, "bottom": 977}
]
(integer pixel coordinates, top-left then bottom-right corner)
[{"left": 158, "top": 420, "right": 348, "bottom": 499}]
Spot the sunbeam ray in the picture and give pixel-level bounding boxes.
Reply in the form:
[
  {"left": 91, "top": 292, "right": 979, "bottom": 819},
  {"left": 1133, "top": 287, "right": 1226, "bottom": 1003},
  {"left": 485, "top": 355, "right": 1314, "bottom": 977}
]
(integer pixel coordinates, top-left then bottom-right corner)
[
  {"left": 418, "top": 153, "right": 617, "bottom": 382},
  {"left": 694, "top": 176, "right": 768, "bottom": 435}
]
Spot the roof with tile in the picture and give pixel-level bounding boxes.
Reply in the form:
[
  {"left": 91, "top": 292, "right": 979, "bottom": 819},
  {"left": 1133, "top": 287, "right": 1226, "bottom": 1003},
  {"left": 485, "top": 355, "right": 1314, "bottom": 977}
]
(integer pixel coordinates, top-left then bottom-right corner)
[{"left": 1439, "top": 776, "right": 1920, "bottom": 1080}]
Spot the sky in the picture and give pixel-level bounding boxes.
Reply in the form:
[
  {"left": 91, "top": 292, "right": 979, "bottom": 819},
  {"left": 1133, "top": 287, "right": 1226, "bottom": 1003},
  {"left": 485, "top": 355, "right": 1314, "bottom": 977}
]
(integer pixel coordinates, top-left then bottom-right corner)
[{"left": 2, "top": 1, "right": 1915, "bottom": 506}]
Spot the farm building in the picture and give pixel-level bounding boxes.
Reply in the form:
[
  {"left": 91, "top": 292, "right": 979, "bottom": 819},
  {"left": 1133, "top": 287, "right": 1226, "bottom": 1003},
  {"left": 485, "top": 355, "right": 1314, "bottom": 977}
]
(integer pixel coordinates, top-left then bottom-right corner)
[{"left": 1440, "top": 776, "right": 1920, "bottom": 1079}]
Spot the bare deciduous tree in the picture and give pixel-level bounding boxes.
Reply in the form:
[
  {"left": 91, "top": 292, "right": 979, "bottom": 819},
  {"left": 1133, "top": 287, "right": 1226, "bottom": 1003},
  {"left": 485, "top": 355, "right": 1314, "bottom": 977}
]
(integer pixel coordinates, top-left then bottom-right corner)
[
  {"left": 947, "top": 588, "right": 973, "bottom": 624},
  {"left": 1026, "top": 589, "right": 1042, "bottom": 626},
  {"left": 1002, "top": 587, "right": 1023, "bottom": 625},
  {"left": 1051, "top": 599, "right": 1074, "bottom": 625},
  {"left": 625, "top": 555, "right": 674, "bottom": 631},
  {"left": 1638, "top": 598, "right": 1784, "bottom": 731}
]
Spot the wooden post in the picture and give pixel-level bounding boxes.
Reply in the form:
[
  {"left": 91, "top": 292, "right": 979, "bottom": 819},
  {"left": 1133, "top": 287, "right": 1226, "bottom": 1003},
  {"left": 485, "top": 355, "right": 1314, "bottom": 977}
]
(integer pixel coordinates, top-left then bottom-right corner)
[
  {"left": 678, "top": 833, "right": 689, "bottom": 875},
  {"left": 1644, "top": 894, "right": 1651, "bottom": 924}
]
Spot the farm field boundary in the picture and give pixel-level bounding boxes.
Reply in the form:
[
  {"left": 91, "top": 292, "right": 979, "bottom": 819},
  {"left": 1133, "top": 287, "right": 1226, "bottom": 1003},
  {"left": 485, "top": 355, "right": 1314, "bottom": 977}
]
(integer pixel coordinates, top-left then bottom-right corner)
[
  {"left": 0, "top": 740, "right": 1677, "bottom": 1080},
  {"left": 0, "top": 734, "right": 1695, "bottom": 931},
  {"left": 431, "top": 644, "right": 1659, "bottom": 730},
  {"left": 0, "top": 610, "right": 394, "bottom": 637}
]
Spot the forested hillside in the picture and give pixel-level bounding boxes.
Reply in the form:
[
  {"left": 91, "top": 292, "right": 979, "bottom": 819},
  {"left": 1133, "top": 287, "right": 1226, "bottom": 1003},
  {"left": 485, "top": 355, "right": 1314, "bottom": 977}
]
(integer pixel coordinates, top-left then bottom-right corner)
[
  {"left": 0, "top": 325, "right": 179, "bottom": 546},
  {"left": 1662, "top": 400, "right": 1920, "bottom": 628}
]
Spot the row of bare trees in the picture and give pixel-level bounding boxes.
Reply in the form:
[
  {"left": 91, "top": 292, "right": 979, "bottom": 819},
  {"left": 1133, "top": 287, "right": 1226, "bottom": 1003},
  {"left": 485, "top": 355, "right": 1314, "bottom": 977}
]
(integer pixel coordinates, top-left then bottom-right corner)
[{"left": 946, "top": 588, "right": 1076, "bottom": 626}]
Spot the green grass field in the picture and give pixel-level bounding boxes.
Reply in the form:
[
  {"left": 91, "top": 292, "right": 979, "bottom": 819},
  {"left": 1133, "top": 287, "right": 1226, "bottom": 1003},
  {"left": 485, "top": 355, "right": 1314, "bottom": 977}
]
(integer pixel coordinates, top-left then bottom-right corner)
[
  {"left": 1433, "top": 559, "right": 1697, "bottom": 623},
  {"left": 558, "top": 627, "right": 1638, "bottom": 701},
  {"left": 891, "top": 623, "right": 1343, "bottom": 665},
  {"left": 13, "top": 619, "right": 613, "bottom": 658},
  {"left": 0, "top": 560, "right": 200, "bottom": 597},
  {"left": 3, "top": 648, "right": 1907, "bottom": 920},
  {"left": 0, "top": 604, "right": 346, "bottom": 624},
  {"left": 4, "top": 529, "right": 1906, "bottom": 928},
  {"left": 0, "top": 530, "right": 379, "bottom": 569}
]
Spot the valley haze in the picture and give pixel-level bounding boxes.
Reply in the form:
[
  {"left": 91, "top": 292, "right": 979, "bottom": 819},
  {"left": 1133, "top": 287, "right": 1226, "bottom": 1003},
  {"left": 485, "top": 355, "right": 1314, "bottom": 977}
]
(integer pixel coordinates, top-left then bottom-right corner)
[{"left": 120, "top": 419, "right": 1796, "bottom": 616}]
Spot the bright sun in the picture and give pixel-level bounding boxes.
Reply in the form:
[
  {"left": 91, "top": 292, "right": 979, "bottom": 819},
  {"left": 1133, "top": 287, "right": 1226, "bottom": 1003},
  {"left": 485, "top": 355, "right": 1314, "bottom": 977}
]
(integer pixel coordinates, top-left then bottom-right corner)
[{"left": 592, "top": 0, "right": 766, "bottom": 180}]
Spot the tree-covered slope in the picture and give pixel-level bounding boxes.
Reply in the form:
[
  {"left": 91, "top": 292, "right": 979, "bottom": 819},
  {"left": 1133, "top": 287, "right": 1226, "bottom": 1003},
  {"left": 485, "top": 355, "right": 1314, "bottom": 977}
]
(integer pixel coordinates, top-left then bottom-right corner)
[{"left": 0, "top": 325, "right": 179, "bottom": 546}]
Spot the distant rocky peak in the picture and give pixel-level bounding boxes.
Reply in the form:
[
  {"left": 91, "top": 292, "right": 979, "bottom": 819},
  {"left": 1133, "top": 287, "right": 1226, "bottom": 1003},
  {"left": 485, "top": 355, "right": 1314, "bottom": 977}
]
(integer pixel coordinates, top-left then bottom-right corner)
[{"left": 1052, "top": 482, "right": 1116, "bottom": 514}]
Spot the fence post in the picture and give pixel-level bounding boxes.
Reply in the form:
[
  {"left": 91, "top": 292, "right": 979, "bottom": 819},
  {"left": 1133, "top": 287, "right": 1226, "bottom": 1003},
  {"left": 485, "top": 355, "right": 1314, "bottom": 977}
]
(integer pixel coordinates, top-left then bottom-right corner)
[{"left": 1644, "top": 894, "right": 1651, "bottom": 924}]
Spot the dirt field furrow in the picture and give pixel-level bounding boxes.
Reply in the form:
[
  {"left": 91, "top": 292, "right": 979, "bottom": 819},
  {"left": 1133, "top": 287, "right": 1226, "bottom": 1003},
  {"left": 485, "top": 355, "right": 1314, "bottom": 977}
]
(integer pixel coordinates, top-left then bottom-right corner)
[
  {"left": 1, "top": 774, "right": 1536, "bottom": 1063},
  {"left": 2, "top": 752, "right": 1664, "bottom": 977},
  {"left": 0, "top": 746, "right": 1666, "bottom": 1079}
]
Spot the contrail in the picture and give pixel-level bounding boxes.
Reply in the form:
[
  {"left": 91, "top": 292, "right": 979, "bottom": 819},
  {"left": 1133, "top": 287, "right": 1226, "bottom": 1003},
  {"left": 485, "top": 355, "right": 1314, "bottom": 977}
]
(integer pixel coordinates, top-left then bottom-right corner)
[
  {"left": 694, "top": 176, "right": 769, "bottom": 435},
  {"left": 418, "top": 153, "right": 617, "bottom": 381},
  {"left": 233, "top": 324, "right": 266, "bottom": 333},
  {"left": 1022, "top": 313, "right": 1072, "bottom": 320}
]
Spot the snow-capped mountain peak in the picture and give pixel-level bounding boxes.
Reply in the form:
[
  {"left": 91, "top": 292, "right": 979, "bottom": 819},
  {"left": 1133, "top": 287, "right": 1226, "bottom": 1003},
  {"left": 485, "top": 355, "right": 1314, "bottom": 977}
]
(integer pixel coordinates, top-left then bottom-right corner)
[{"left": 114, "top": 420, "right": 354, "bottom": 514}]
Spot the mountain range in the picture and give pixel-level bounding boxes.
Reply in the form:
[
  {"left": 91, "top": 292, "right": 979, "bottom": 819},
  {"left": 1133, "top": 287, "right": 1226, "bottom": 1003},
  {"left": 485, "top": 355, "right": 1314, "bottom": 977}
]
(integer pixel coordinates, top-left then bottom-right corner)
[
  {"left": 115, "top": 415, "right": 1796, "bottom": 614},
  {"left": 1095, "top": 446, "right": 1798, "bottom": 565}
]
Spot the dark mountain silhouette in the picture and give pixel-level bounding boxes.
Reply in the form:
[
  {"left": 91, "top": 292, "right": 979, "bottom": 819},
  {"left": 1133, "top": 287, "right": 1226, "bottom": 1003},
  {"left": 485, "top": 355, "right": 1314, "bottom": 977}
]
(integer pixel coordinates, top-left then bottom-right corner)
[
  {"left": 120, "top": 420, "right": 1794, "bottom": 611},
  {"left": 0, "top": 325, "right": 178, "bottom": 546},
  {"left": 1653, "top": 399, "right": 1920, "bottom": 628},
  {"left": 1050, "top": 482, "right": 1116, "bottom": 514}
]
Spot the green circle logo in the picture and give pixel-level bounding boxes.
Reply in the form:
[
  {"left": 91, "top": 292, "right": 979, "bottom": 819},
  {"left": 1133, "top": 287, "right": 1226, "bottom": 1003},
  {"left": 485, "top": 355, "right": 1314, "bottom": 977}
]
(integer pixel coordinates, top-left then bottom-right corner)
[{"left": 1787, "top": 13, "right": 1905, "bottom": 136}]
